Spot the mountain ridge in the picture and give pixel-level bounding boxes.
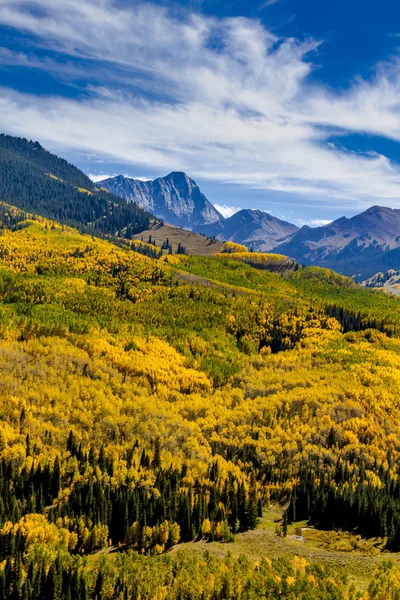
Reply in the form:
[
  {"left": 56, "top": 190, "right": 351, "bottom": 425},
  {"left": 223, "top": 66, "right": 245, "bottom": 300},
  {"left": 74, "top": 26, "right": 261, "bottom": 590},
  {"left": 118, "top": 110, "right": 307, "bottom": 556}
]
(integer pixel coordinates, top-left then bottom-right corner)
[
  {"left": 197, "top": 208, "right": 299, "bottom": 251},
  {"left": 100, "top": 172, "right": 301, "bottom": 252},
  {"left": 275, "top": 205, "right": 400, "bottom": 280},
  {"left": 98, "top": 167, "right": 400, "bottom": 279}
]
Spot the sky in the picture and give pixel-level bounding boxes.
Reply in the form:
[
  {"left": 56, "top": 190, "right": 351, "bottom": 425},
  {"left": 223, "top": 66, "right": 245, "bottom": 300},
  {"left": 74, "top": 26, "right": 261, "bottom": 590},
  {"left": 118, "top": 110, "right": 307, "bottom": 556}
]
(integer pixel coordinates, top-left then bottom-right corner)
[{"left": 1, "top": 1, "right": 400, "bottom": 225}]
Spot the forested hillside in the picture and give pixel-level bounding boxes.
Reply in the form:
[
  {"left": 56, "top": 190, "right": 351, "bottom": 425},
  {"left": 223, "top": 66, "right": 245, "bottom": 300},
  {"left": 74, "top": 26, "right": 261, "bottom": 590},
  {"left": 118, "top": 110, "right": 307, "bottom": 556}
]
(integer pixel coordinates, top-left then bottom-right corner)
[
  {"left": 0, "top": 135, "right": 151, "bottom": 236},
  {"left": 2, "top": 203, "right": 400, "bottom": 597}
]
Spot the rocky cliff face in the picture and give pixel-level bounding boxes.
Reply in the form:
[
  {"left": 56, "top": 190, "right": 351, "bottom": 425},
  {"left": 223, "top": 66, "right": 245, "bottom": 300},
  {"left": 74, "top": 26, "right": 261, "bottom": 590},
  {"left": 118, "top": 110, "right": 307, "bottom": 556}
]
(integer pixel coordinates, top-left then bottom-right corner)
[{"left": 99, "top": 172, "right": 223, "bottom": 229}]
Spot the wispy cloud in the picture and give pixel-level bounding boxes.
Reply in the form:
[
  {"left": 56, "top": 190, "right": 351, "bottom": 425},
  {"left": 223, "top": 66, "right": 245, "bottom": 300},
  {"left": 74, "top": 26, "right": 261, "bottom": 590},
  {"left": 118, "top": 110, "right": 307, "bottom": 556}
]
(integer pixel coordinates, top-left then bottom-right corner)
[
  {"left": 132, "top": 176, "right": 154, "bottom": 182},
  {"left": 214, "top": 204, "right": 241, "bottom": 218},
  {"left": 306, "top": 219, "right": 333, "bottom": 227},
  {"left": 88, "top": 174, "right": 114, "bottom": 183},
  {"left": 259, "top": 0, "right": 279, "bottom": 9},
  {"left": 1, "top": 1, "right": 400, "bottom": 210}
]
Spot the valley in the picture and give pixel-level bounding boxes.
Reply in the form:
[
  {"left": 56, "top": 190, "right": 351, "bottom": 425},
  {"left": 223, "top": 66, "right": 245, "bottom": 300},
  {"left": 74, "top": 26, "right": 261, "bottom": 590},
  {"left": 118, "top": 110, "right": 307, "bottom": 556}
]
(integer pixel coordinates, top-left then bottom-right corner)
[
  {"left": 2, "top": 0, "right": 400, "bottom": 593},
  {"left": 2, "top": 136, "right": 400, "bottom": 598}
]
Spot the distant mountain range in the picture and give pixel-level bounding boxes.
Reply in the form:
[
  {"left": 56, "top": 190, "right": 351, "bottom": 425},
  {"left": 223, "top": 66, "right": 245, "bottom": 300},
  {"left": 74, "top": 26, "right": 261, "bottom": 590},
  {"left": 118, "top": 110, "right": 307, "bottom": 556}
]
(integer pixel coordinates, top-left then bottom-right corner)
[
  {"left": 99, "top": 173, "right": 299, "bottom": 251},
  {"left": 363, "top": 269, "right": 400, "bottom": 289},
  {"left": 3, "top": 134, "right": 400, "bottom": 281},
  {"left": 101, "top": 173, "right": 400, "bottom": 279},
  {"left": 197, "top": 208, "right": 299, "bottom": 251},
  {"left": 277, "top": 206, "right": 400, "bottom": 280}
]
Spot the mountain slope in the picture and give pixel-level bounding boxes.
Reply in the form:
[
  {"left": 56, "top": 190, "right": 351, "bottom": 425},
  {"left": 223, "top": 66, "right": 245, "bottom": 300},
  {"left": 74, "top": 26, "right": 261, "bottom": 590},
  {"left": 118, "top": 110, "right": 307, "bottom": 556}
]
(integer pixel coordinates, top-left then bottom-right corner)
[
  {"left": 0, "top": 133, "right": 151, "bottom": 236},
  {"left": 99, "top": 172, "right": 223, "bottom": 229},
  {"left": 275, "top": 205, "right": 400, "bottom": 280},
  {"left": 197, "top": 208, "right": 299, "bottom": 251},
  {"left": 3, "top": 208, "right": 400, "bottom": 594}
]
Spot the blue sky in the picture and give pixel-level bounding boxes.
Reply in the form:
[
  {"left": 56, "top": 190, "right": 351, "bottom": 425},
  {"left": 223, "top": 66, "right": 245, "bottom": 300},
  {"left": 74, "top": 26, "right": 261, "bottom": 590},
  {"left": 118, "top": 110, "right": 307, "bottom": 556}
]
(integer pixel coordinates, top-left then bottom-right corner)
[{"left": 1, "top": 0, "right": 400, "bottom": 224}]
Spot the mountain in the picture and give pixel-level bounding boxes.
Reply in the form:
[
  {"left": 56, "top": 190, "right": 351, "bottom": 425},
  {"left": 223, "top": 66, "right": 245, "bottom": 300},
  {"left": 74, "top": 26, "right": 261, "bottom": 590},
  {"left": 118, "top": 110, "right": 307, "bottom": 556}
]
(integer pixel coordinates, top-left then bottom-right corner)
[
  {"left": 275, "top": 205, "right": 400, "bottom": 280},
  {"left": 8, "top": 133, "right": 400, "bottom": 281},
  {"left": 0, "top": 133, "right": 151, "bottom": 236},
  {"left": 362, "top": 269, "right": 400, "bottom": 296},
  {"left": 197, "top": 208, "right": 299, "bottom": 251},
  {"left": 99, "top": 172, "right": 223, "bottom": 229},
  {"left": 99, "top": 173, "right": 301, "bottom": 250}
]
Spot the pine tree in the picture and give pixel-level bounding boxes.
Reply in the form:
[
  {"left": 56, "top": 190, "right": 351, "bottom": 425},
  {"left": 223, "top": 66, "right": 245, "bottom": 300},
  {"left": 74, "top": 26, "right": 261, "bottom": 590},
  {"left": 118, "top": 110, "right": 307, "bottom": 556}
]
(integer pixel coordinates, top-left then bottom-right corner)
[
  {"left": 152, "top": 438, "right": 161, "bottom": 469},
  {"left": 282, "top": 512, "right": 288, "bottom": 537},
  {"left": 245, "top": 473, "right": 258, "bottom": 530}
]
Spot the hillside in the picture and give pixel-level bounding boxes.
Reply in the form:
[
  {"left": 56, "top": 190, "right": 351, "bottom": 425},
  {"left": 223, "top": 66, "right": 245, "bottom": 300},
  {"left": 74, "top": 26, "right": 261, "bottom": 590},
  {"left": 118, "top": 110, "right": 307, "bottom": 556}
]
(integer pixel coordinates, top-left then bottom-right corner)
[
  {"left": 198, "top": 208, "right": 299, "bottom": 251},
  {"left": 131, "top": 220, "right": 225, "bottom": 255},
  {"left": 275, "top": 206, "right": 400, "bottom": 280},
  {"left": 2, "top": 203, "right": 400, "bottom": 596},
  {"left": 0, "top": 134, "right": 151, "bottom": 236},
  {"left": 99, "top": 172, "right": 223, "bottom": 229}
]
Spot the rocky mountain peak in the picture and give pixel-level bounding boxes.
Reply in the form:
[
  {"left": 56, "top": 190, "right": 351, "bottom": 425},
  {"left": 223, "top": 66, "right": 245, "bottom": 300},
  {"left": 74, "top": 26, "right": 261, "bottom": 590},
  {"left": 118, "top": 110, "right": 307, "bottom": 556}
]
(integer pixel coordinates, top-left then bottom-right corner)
[{"left": 98, "top": 172, "right": 223, "bottom": 229}]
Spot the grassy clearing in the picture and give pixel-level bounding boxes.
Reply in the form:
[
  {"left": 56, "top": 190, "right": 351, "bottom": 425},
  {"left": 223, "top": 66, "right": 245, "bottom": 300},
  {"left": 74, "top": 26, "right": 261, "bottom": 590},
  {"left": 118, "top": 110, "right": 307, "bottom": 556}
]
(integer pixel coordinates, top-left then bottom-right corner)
[{"left": 170, "top": 505, "right": 400, "bottom": 593}]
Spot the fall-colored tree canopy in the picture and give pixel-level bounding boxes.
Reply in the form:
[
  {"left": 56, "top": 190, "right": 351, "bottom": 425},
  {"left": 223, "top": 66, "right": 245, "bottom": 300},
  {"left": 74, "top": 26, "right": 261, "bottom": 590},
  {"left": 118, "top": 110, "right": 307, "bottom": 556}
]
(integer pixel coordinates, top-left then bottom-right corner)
[{"left": 3, "top": 204, "right": 400, "bottom": 598}]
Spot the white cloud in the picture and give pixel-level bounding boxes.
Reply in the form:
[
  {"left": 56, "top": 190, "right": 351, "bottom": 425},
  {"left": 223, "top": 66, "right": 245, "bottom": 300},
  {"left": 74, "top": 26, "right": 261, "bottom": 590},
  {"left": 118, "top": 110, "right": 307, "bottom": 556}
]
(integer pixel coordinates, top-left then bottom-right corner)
[
  {"left": 1, "top": 1, "right": 400, "bottom": 210},
  {"left": 259, "top": 0, "right": 279, "bottom": 8},
  {"left": 89, "top": 173, "right": 153, "bottom": 183},
  {"left": 132, "top": 176, "right": 153, "bottom": 182},
  {"left": 306, "top": 219, "right": 333, "bottom": 227},
  {"left": 214, "top": 204, "right": 241, "bottom": 218},
  {"left": 88, "top": 173, "right": 113, "bottom": 183}
]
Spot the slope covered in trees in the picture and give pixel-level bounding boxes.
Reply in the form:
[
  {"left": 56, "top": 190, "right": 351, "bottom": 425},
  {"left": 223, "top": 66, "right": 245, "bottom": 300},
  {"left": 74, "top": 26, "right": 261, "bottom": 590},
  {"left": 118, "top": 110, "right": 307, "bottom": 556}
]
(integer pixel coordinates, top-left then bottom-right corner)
[
  {"left": 0, "top": 134, "right": 151, "bottom": 236},
  {"left": 2, "top": 204, "right": 400, "bottom": 597}
]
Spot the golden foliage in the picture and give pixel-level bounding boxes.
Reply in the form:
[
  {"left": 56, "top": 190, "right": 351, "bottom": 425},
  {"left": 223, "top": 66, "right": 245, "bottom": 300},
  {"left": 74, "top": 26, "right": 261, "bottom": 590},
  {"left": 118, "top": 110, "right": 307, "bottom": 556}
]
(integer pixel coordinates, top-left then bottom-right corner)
[{"left": 221, "top": 241, "right": 248, "bottom": 253}]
